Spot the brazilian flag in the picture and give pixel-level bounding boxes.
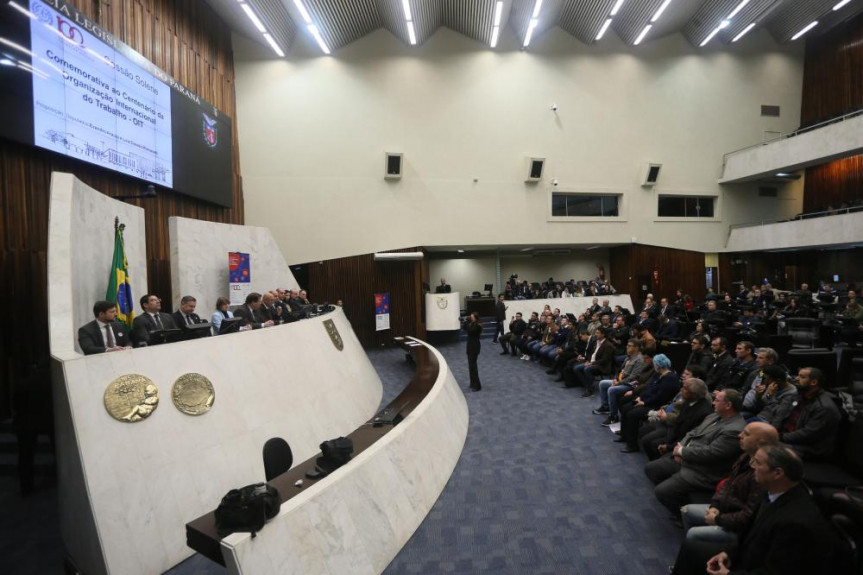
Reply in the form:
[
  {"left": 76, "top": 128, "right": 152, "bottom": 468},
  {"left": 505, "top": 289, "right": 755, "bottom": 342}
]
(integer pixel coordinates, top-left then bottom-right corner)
[{"left": 106, "top": 221, "right": 135, "bottom": 327}]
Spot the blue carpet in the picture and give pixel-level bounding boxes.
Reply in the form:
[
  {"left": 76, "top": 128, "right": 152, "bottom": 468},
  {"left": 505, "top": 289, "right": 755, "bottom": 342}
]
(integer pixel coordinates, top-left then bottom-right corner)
[
  {"left": 3, "top": 342, "right": 682, "bottom": 574},
  {"left": 381, "top": 341, "right": 681, "bottom": 574}
]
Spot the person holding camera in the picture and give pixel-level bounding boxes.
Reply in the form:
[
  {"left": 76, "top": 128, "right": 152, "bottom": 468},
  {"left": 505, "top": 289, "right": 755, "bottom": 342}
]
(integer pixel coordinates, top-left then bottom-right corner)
[{"left": 463, "top": 312, "right": 483, "bottom": 392}]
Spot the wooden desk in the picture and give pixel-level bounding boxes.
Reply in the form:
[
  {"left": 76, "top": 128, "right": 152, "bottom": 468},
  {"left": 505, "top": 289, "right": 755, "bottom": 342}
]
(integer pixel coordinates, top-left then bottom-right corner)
[{"left": 185, "top": 339, "right": 440, "bottom": 567}]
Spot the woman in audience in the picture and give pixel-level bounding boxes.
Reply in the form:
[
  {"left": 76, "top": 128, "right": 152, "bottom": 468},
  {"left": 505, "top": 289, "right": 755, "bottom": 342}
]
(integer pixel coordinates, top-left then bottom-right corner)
[{"left": 211, "top": 296, "right": 234, "bottom": 335}]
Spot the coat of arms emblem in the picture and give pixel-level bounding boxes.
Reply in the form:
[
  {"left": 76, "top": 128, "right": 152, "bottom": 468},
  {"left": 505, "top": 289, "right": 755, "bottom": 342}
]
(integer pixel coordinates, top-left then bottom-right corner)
[
  {"left": 436, "top": 296, "right": 448, "bottom": 310},
  {"left": 323, "top": 319, "right": 343, "bottom": 351}
]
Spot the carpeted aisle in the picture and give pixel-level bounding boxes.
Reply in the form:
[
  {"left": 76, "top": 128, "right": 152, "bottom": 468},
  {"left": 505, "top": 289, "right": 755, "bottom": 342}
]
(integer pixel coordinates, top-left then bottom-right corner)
[{"left": 379, "top": 341, "right": 681, "bottom": 574}]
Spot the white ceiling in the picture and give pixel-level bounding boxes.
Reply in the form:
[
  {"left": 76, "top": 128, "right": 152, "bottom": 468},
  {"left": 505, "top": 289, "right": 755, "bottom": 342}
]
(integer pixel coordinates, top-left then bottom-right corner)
[{"left": 206, "top": 0, "right": 863, "bottom": 56}]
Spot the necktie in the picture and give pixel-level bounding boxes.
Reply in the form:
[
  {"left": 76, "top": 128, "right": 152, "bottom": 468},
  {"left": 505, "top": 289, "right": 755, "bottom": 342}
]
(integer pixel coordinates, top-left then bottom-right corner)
[
  {"left": 154, "top": 313, "right": 164, "bottom": 330},
  {"left": 105, "top": 324, "right": 115, "bottom": 347},
  {"left": 185, "top": 314, "right": 191, "bottom": 325}
]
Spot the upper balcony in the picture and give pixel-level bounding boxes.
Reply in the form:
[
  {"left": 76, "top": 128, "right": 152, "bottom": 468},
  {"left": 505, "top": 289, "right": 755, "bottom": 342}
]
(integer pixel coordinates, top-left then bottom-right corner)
[
  {"left": 725, "top": 207, "right": 863, "bottom": 252},
  {"left": 719, "top": 110, "right": 863, "bottom": 184}
]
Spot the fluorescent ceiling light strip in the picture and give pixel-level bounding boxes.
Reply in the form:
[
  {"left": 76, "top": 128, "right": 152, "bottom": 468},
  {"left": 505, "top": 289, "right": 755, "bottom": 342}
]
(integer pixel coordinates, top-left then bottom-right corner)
[
  {"left": 402, "top": 0, "right": 412, "bottom": 21},
  {"left": 727, "top": 0, "right": 751, "bottom": 20},
  {"left": 610, "top": 0, "right": 625, "bottom": 16},
  {"left": 493, "top": 1, "right": 503, "bottom": 27},
  {"left": 700, "top": 25, "right": 721, "bottom": 46},
  {"left": 240, "top": 3, "right": 266, "bottom": 33},
  {"left": 263, "top": 33, "right": 285, "bottom": 57},
  {"left": 833, "top": 0, "right": 852, "bottom": 10},
  {"left": 407, "top": 21, "right": 416, "bottom": 45},
  {"left": 491, "top": 26, "right": 500, "bottom": 47},
  {"left": 8, "top": 1, "right": 36, "bottom": 19},
  {"left": 791, "top": 20, "right": 818, "bottom": 41},
  {"left": 634, "top": 23, "right": 651, "bottom": 45},
  {"left": 292, "top": 0, "right": 312, "bottom": 24},
  {"left": 532, "top": 0, "right": 543, "bottom": 19},
  {"left": 732, "top": 22, "right": 756, "bottom": 42},
  {"left": 596, "top": 18, "right": 612, "bottom": 40},
  {"left": 308, "top": 24, "right": 330, "bottom": 54},
  {"left": 523, "top": 18, "right": 538, "bottom": 47},
  {"left": 650, "top": 0, "right": 673, "bottom": 23},
  {"left": 0, "top": 36, "right": 33, "bottom": 56}
]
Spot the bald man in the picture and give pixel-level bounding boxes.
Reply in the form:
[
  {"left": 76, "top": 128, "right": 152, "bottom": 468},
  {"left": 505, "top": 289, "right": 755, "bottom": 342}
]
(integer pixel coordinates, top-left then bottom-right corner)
[{"left": 677, "top": 422, "right": 779, "bottom": 545}]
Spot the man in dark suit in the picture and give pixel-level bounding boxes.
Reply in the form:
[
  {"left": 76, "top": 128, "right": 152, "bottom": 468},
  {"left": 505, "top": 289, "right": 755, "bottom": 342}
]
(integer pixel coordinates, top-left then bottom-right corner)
[
  {"left": 131, "top": 294, "right": 178, "bottom": 347},
  {"left": 234, "top": 292, "right": 274, "bottom": 329},
  {"left": 78, "top": 300, "right": 132, "bottom": 355},
  {"left": 435, "top": 278, "right": 451, "bottom": 293},
  {"left": 672, "top": 444, "right": 834, "bottom": 574},
  {"left": 572, "top": 328, "right": 616, "bottom": 396},
  {"left": 171, "top": 295, "right": 210, "bottom": 340},
  {"left": 645, "top": 388, "right": 746, "bottom": 516},
  {"left": 493, "top": 294, "right": 507, "bottom": 343},
  {"left": 705, "top": 337, "right": 735, "bottom": 391}
]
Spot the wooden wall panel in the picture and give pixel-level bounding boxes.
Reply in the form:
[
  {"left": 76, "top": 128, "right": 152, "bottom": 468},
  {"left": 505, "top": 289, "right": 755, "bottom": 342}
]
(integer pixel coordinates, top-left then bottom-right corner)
[
  {"left": 610, "top": 244, "right": 709, "bottom": 308},
  {"left": 801, "top": 12, "right": 863, "bottom": 127},
  {"left": 0, "top": 0, "right": 241, "bottom": 417},
  {"left": 803, "top": 154, "right": 863, "bottom": 213},
  {"left": 307, "top": 248, "right": 426, "bottom": 348}
]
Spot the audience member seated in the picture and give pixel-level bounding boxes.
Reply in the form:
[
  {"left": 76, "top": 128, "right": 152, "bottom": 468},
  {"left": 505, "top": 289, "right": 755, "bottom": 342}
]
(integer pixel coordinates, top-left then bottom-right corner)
[
  {"left": 747, "top": 365, "right": 798, "bottom": 427},
  {"left": 839, "top": 289, "right": 863, "bottom": 321},
  {"left": 645, "top": 389, "right": 746, "bottom": 516},
  {"left": 632, "top": 324, "right": 657, "bottom": 353},
  {"left": 671, "top": 445, "right": 835, "bottom": 575},
  {"left": 234, "top": 292, "right": 275, "bottom": 330},
  {"left": 499, "top": 312, "right": 526, "bottom": 356},
  {"left": 705, "top": 337, "right": 735, "bottom": 392},
  {"left": 78, "top": 300, "right": 132, "bottom": 355},
  {"left": 517, "top": 312, "right": 543, "bottom": 359},
  {"left": 172, "top": 295, "right": 210, "bottom": 339},
  {"left": 211, "top": 296, "right": 235, "bottom": 335},
  {"left": 685, "top": 336, "right": 713, "bottom": 373},
  {"left": 571, "top": 327, "right": 616, "bottom": 397},
  {"left": 593, "top": 339, "right": 645, "bottom": 423},
  {"left": 740, "top": 346, "right": 779, "bottom": 414},
  {"left": 638, "top": 373, "right": 712, "bottom": 461},
  {"left": 287, "top": 289, "right": 305, "bottom": 310},
  {"left": 540, "top": 315, "right": 571, "bottom": 366},
  {"left": 688, "top": 320, "right": 708, "bottom": 341},
  {"left": 678, "top": 422, "right": 778, "bottom": 546},
  {"left": 775, "top": 367, "right": 841, "bottom": 460},
  {"left": 615, "top": 354, "right": 679, "bottom": 452},
  {"left": 718, "top": 341, "right": 756, "bottom": 392},
  {"left": 547, "top": 316, "right": 581, "bottom": 381},
  {"left": 131, "top": 293, "right": 178, "bottom": 347},
  {"left": 655, "top": 314, "right": 681, "bottom": 341}
]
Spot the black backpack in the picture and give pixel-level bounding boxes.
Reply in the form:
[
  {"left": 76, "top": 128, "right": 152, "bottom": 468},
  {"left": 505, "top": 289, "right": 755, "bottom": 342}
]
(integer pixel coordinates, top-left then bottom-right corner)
[{"left": 215, "top": 482, "right": 281, "bottom": 537}]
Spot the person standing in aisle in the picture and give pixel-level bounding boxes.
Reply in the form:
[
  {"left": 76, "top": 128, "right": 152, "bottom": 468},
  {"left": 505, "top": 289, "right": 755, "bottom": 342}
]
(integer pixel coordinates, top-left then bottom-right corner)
[{"left": 464, "top": 312, "right": 483, "bottom": 392}]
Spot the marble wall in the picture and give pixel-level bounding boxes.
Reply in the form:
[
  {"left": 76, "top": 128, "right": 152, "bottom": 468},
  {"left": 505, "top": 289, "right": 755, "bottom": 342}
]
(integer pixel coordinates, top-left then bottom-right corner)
[
  {"left": 220, "top": 339, "right": 469, "bottom": 575},
  {"left": 54, "top": 309, "right": 382, "bottom": 575},
  {"left": 48, "top": 173, "right": 148, "bottom": 356},
  {"left": 169, "top": 216, "right": 299, "bottom": 315}
]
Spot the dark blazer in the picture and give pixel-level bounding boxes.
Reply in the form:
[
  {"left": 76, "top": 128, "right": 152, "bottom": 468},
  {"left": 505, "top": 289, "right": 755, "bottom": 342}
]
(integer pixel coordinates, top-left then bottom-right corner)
[
  {"left": 662, "top": 397, "right": 713, "bottom": 449},
  {"left": 464, "top": 321, "right": 482, "bottom": 355},
  {"left": 435, "top": 284, "right": 452, "bottom": 293},
  {"left": 131, "top": 312, "right": 177, "bottom": 347},
  {"left": 171, "top": 310, "right": 202, "bottom": 327},
  {"left": 171, "top": 311, "right": 211, "bottom": 340},
  {"left": 678, "top": 412, "right": 746, "bottom": 487},
  {"left": 589, "top": 338, "right": 616, "bottom": 375},
  {"left": 706, "top": 352, "right": 736, "bottom": 391},
  {"left": 234, "top": 305, "right": 268, "bottom": 329},
  {"left": 78, "top": 320, "right": 131, "bottom": 355},
  {"left": 734, "top": 483, "right": 833, "bottom": 574},
  {"left": 656, "top": 319, "right": 680, "bottom": 340}
]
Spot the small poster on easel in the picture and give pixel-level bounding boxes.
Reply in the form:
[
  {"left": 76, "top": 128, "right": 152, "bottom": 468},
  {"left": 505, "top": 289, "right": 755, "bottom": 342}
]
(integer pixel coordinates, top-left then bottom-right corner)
[{"left": 375, "top": 292, "right": 390, "bottom": 331}]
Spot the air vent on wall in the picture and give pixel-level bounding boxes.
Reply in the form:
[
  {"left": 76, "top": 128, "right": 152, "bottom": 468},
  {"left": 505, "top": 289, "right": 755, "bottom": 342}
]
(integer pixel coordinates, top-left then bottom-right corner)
[
  {"left": 761, "top": 105, "right": 780, "bottom": 117},
  {"left": 758, "top": 186, "right": 778, "bottom": 197}
]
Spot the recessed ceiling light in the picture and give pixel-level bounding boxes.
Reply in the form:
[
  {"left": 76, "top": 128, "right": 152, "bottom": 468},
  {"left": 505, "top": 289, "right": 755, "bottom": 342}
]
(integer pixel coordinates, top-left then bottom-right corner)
[
  {"left": 596, "top": 18, "right": 612, "bottom": 41},
  {"left": 732, "top": 22, "right": 756, "bottom": 43},
  {"left": 791, "top": 21, "right": 818, "bottom": 41},
  {"left": 634, "top": 24, "right": 652, "bottom": 45},
  {"left": 650, "top": 0, "right": 673, "bottom": 23}
]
